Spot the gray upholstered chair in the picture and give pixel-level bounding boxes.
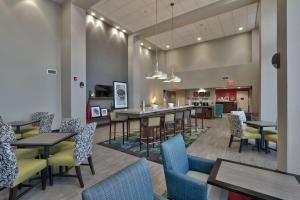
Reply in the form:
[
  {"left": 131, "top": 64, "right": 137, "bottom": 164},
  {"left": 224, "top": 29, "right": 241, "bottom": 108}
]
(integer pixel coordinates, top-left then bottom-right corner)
[
  {"left": 82, "top": 158, "right": 166, "bottom": 200},
  {"left": 48, "top": 123, "right": 97, "bottom": 187},
  {"left": 0, "top": 124, "right": 39, "bottom": 160},
  {"left": 21, "top": 112, "right": 48, "bottom": 138},
  {"left": 0, "top": 143, "right": 47, "bottom": 200}
]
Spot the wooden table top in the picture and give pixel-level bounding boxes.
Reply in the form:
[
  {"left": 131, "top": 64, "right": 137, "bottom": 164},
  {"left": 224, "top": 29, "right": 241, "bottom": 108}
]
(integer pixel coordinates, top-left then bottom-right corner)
[
  {"left": 208, "top": 158, "right": 300, "bottom": 200},
  {"left": 245, "top": 121, "right": 277, "bottom": 128},
  {"left": 8, "top": 120, "right": 39, "bottom": 127},
  {"left": 11, "top": 132, "right": 75, "bottom": 147}
]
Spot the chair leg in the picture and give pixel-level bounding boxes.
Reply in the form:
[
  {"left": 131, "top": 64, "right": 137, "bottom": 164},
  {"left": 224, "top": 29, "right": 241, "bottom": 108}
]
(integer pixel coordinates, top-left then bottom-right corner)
[
  {"left": 229, "top": 135, "right": 234, "bottom": 147},
  {"left": 88, "top": 156, "right": 95, "bottom": 175},
  {"left": 48, "top": 166, "right": 53, "bottom": 186},
  {"left": 41, "top": 169, "right": 47, "bottom": 190},
  {"left": 59, "top": 166, "right": 64, "bottom": 175},
  {"left": 109, "top": 122, "right": 112, "bottom": 144},
  {"left": 114, "top": 123, "right": 116, "bottom": 140},
  {"left": 146, "top": 133, "right": 149, "bottom": 157},
  {"left": 126, "top": 121, "right": 129, "bottom": 140},
  {"left": 239, "top": 139, "right": 243, "bottom": 153},
  {"left": 9, "top": 187, "right": 17, "bottom": 200},
  {"left": 122, "top": 122, "right": 125, "bottom": 144},
  {"left": 256, "top": 139, "right": 260, "bottom": 152},
  {"left": 265, "top": 140, "right": 269, "bottom": 154},
  {"left": 75, "top": 166, "right": 84, "bottom": 188}
]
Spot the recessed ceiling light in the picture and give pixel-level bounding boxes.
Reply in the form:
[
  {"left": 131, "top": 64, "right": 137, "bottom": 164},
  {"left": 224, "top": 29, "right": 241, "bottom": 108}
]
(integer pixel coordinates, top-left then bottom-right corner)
[
  {"left": 140, "top": 42, "right": 144, "bottom": 46},
  {"left": 122, "top": 29, "right": 126, "bottom": 33},
  {"left": 115, "top": 26, "right": 120, "bottom": 29},
  {"left": 148, "top": 47, "right": 152, "bottom": 50},
  {"left": 197, "top": 37, "right": 202, "bottom": 41},
  {"left": 100, "top": 17, "right": 104, "bottom": 21},
  {"left": 166, "top": 45, "right": 170, "bottom": 49},
  {"left": 238, "top": 27, "right": 244, "bottom": 31},
  {"left": 90, "top": 12, "right": 95, "bottom": 16}
]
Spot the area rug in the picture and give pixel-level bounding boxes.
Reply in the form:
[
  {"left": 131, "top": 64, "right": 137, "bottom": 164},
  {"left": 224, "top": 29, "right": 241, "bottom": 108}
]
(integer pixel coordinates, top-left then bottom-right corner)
[{"left": 98, "top": 128, "right": 209, "bottom": 164}]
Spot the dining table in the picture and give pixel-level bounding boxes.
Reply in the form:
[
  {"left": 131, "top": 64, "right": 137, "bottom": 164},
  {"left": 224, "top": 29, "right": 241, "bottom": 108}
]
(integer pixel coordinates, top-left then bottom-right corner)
[
  {"left": 245, "top": 120, "right": 277, "bottom": 149},
  {"left": 8, "top": 119, "right": 40, "bottom": 133},
  {"left": 208, "top": 158, "right": 300, "bottom": 200}
]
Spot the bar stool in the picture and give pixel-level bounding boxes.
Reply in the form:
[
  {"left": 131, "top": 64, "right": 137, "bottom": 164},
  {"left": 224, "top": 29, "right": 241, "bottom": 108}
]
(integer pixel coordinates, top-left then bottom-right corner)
[
  {"left": 175, "top": 111, "right": 184, "bottom": 136},
  {"left": 109, "top": 111, "right": 128, "bottom": 144},
  {"left": 191, "top": 108, "right": 203, "bottom": 130},
  {"left": 183, "top": 109, "right": 192, "bottom": 135},
  {"left": 163, "top": 113, "right": 175, "bottom": 139},
  {"left": 140, "top": 117, "right": 162, "bottom": 157}
]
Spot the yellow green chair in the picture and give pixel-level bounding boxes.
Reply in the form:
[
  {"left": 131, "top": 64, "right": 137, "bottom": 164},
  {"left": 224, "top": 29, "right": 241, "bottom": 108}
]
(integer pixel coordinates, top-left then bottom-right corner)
[
  {"left": 228, "top": 114, "right": 261, "bottom": 153},
  {"left": 0, "top": 124, "right": 39, "bottom": 160},
  {"left": 263, "top": 130, "right": 278, "bottom": 153},
  {"left": 0, "top": 143, "right": 47, "bottom": 200},
  {"left": 48, "top": 123, "right": 97, "bottom": 188},
  {"left": 21, "top": 112, "right": 48, "bottom": 139}
]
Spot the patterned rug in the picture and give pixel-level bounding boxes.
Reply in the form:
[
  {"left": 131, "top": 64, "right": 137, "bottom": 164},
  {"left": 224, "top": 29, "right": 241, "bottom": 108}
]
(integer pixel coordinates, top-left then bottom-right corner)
[{"left": 98, "top": 128, "right": 209, "bottom": 164}]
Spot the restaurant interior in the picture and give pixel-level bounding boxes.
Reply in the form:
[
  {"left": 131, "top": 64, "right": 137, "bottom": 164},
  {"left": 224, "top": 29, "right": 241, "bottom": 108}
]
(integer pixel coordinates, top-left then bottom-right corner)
[{"left": 0, "top": 0, "right": 300, "bottom": 200}]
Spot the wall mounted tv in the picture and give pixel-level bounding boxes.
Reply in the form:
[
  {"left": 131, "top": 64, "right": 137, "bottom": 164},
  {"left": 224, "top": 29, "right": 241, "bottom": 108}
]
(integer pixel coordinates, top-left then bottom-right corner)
[{"left": 95, "top": 85, "right": 113, "bottom": 98}]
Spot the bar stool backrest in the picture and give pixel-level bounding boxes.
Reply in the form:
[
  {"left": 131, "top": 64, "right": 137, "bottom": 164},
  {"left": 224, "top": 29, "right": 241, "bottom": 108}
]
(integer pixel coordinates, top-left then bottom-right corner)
[
  {"left": 148, "top": 117, "right": 161, "bottom": 127},
  {"left": 175, "top": 111, "right": 184, "bottom": 120},
  {"left": 184, "top": 110, "right": 191, "bottom": 119},
  {"left": 165, "top": 113, "right": 175, "bottom": 123},
  {"left": 109, "top": 111, "right": 117, "bottom": 121}
]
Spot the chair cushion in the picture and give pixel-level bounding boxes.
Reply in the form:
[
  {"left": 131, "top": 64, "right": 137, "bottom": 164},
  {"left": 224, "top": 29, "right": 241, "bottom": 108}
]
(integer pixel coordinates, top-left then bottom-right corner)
[
  {"left": 14, "top": 159, "right": 47, "bottom": 187},
  {"left": 20, "top": 127, "right": 39, "bottom": 134},
  {"left": 14, "top": 148, "right": 39, "bottom": 160},
  {"left": 15, "top": 134, "right": 22, "bottom": 140},
  {"left": 187, "top": 170, "right": 228, "bottom": 200},
  {"left": 48, "top": 148, "right": 77, "bottom": 167},
  {"left": 50, "top": 141, "right": 75, "bottom": 154},
  {"left": 22, "top": 129, "right": 39, "bottom": 139},
  {"left": 264, "top": 134, "right": 278, "bottom": 143},
  {"left": 242, "top": 131, "right": 261, "bottom": 140},
  {"left": 243, "top": 125, "right": 259, "bottom": 134}
]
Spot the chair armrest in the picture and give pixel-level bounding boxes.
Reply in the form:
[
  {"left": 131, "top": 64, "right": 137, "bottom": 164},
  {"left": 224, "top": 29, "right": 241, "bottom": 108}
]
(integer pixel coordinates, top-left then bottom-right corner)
[
  {"left": 188, "top": 155, "right": 215, "bottom": 174},
  {"left": 165, "top": 170, "right": 207, "bottom": 200},
  {"left": 154, "top": 193, "right": 167, "bottom": 200}
]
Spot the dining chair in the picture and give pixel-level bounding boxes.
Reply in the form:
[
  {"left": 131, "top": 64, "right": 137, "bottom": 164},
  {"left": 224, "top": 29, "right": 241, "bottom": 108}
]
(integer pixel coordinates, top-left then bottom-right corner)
[
  {"left": 20, "top": 112, "right": 48, "bottom": 135},
  {"left": 228, "top": 114, "right": 261, "bottom": 153},
  {"left": 161, "top": 134, "right": 228, "bottom": 200},
  {"left": 0, "top": 124, "right": 39, "bottom": 160},
  {"left": 0, "top": 143, "right": 47, "bottom": 200},
  {"left": 22, "top": 113, "right": 54, "bottom": 138},
  {"left": 230, "top": 111, "right": 258, "bottom": 133},
  {"left": 140, "top": 116, "right": 162, "bottom": 157},
  {"left": 109, "top": 110, "right": 128, "bottom": 144},
  {"left": 47, "top": 123, "right": 97, "bottom": 188},
  {"left": 263, "top": 130, "right": 278, "bottom": 153},
  {"left": 82, "top": 158, "right": 167, "bottom": 200}
]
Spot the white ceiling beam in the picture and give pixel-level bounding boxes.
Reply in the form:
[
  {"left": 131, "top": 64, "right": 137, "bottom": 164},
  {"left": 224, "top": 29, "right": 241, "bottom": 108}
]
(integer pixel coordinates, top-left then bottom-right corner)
[
  {"left": 72, "top": 0, "right": 102, "bottom": 10},
  {"left": 135, "top": 0, "right": 258, "bottom": 38}
]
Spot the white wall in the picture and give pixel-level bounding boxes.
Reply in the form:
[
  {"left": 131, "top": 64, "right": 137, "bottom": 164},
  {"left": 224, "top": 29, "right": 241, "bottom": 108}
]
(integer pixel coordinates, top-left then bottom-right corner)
[
  {"left": 0, "top": 0, "right": 62, "bottom": 128},
  {"left": 260, "top": 0, "right": 277, "bottom": 122}
]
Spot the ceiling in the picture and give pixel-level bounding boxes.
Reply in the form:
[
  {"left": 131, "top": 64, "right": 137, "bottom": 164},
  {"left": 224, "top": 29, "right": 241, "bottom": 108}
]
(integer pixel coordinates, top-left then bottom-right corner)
[
  {"left": 91, "top": 0, "right": 258, "bottom": 50},
  {"left": 147, "top": 3, "right": 258, "bottom": 50},
  {"left": 92, "top": 0, "right": 221, "bottom": 32}
]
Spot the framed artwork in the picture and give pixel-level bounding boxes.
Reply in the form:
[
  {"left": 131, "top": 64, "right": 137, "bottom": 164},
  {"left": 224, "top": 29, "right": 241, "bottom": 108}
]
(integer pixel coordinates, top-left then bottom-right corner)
[
  {"left": 113, "top": 81, "right": 128, "bottom": 109},
  {"left": 91, "top": 106, "right": 101, "bottom": 118},
  {"left": 101, "top": 108, "right": 108, "bottom": 117}
]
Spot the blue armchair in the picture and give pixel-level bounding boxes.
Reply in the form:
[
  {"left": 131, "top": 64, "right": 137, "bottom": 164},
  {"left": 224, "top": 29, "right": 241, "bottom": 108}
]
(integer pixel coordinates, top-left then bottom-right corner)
[
  {"left": 82, "top": 158, "right": 166, "bottom": 200},
  {"left": 161, "top": 135, "right": 228, "bottom": 200}
]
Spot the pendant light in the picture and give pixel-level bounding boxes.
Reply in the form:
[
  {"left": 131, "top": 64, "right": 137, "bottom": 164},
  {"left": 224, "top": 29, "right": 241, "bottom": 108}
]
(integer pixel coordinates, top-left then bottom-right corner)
[
  {"left": 164, "top": 2, "right": 181, "bottom": 83},
  {"left": 145, "top": 0, "right": 167, "bottom": 80}
]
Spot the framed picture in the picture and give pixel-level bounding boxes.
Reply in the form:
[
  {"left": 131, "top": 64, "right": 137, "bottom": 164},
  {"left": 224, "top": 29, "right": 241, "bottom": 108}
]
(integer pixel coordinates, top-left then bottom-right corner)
[
  {"left": 101, "top": 108, "right": 108, "bottom": 117},
  {"left": 113, "top": 81, "right": 128, "bottom": 109},
  {"left": 91, "top": 106, "right": 101, "bottom": 118}
]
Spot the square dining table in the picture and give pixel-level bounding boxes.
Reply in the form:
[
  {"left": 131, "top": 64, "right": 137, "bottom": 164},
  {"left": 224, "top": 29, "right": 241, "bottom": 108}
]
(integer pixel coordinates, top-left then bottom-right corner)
[
  {"left": 208, "top": 158, "right": 300, "bottom": 200},
  {"left": 11, "top": 132, "right": 75, "bottom": 159},
  {"left": 8, "top": 120, "right": 40, "bottom": 133}
]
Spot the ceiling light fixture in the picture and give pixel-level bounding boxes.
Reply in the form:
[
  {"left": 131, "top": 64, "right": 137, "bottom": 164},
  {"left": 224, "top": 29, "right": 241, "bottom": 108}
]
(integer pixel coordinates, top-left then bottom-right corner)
[
  {"left": 148, "top": 47, "right": 152, "bottom": 50},
  {"left": 145, "top": 0, "right": 166, "bottom": 80},
  {"left": 140, "top": 42, "right": 144, "bottom": 46},
  {"left": 122, "top": 29, "right": 126, "bottom": 33},
  {"left": 91, "top": 12, "right": 95, "bottom": 16},
  {"left": 197, "top": 37, "right": 202, "bottom": 41},
  {"left": 115, "top": 26, "right": 120, "bottom": 29},
  {"left": 100, "top": 17, "right": 104, "bottom": 21},
  {"left": 166, "top": 45, "right": 170, "bottom": 49},
  {"left": 238, "top": 27, "right": 244, "bottom": 31}
]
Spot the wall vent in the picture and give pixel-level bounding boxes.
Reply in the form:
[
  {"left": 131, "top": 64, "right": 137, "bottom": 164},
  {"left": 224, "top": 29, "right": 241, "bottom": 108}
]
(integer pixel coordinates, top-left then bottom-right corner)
[
  {"left": 47, "top": 69, "right": 57, "bottom": 75},
  {"left": 222, "top": 76, "right": 229, "bottom": 80}
]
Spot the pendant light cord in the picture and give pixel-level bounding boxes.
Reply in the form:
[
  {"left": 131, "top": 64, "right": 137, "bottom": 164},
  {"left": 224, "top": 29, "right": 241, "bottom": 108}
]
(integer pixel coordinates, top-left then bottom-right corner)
[
  {"left": 171, "top": 2, "right": 174, "bottom": 75},
  {"left": 155, "top": 0, "right": 158, "bottom": 69}
]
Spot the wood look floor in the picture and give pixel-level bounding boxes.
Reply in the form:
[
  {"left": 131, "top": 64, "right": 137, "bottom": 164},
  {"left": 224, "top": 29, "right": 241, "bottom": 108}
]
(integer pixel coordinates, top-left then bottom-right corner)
[{"left": 0, "top": 116, "right": 277, "bottom": 200}]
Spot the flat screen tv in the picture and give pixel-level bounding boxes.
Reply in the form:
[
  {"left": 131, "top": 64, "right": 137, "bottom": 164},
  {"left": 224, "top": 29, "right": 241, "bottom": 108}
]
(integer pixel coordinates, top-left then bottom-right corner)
[{"left": 95, "top": 85, "right": 113, "bottom": 98}]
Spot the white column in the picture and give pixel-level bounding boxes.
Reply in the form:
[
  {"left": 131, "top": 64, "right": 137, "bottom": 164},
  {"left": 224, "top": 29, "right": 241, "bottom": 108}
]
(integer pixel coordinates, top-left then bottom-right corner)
[
  {"left": 260, "top": 0, "right": 277, "bottom": 122},
  {"left": 277, "top": 0, "right": 300, "bottom": 174},
  {"left": 61, "top": 0, "right": 86, "bottom": 125}
]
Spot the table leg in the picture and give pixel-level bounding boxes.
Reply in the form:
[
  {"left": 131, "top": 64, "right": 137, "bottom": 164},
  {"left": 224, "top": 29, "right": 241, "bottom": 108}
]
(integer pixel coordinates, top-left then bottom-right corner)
[
  {"left": 139, "top": 118, "right": 142, "bottom": 151},
  {"left": 44, "top": 147, "right": 50, "bottom": 182},
  {"left": 16, "top": 126, "right": 21, "bottom": 133}
]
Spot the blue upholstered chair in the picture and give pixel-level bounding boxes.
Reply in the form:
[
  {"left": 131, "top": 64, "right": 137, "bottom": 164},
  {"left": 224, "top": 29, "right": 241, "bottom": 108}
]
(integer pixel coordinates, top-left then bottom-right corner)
[
  {"left": 161, "top": 135, "right": 228, "bottom": 200},
  {"left": 82, "top": 158, "right": 166, "bottom": 200}
]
